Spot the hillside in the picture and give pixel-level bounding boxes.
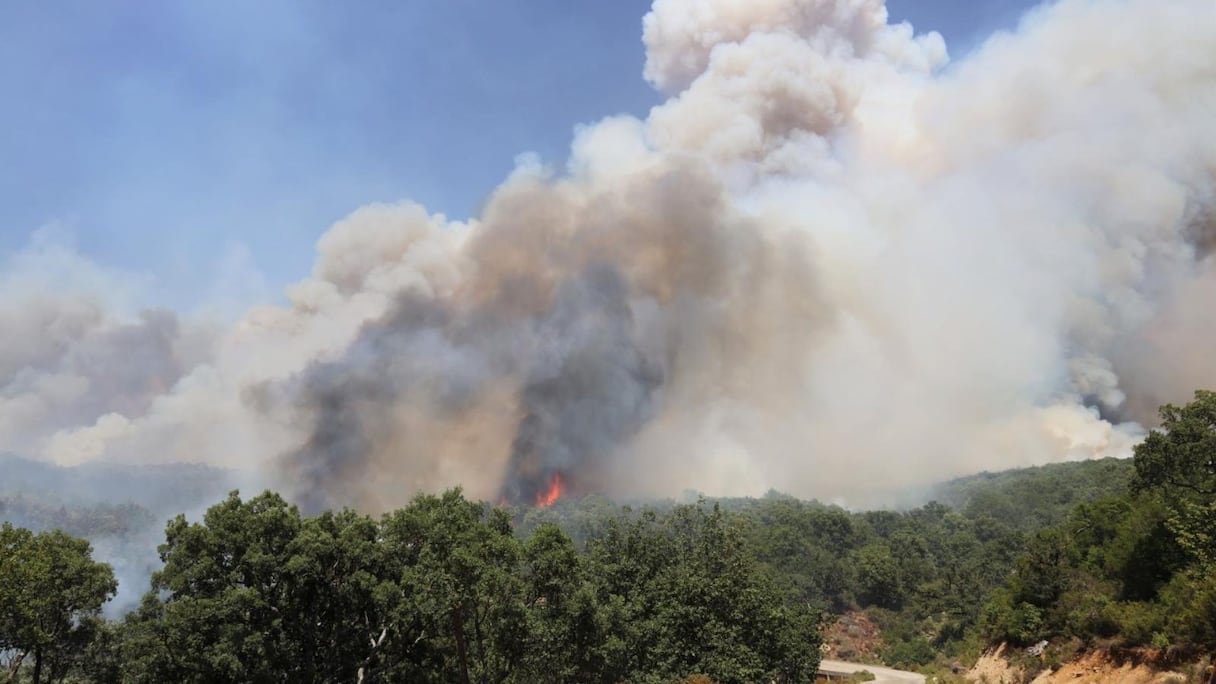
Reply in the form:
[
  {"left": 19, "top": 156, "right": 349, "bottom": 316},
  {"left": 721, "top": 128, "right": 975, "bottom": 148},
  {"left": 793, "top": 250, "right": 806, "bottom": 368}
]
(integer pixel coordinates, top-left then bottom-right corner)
[
  {"left": 2, "top": 442, "right": 1211, "bottom": 681},
  {"left": 927, "top": 458, "right": 1135, "bottom": 531}
]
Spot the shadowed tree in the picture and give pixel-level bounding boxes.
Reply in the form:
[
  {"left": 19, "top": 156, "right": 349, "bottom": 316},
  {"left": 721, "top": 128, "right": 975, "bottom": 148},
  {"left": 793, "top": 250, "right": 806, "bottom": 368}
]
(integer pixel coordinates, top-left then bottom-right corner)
[
  {"left": 0, "top": 523, "right": 116, "bottom": 684},
  {"left": 376, "top": 490, "right": 532, "bottom": 684},
  {"left": 119, "top": 491, "right": 390, "bottom": 683},
  {"left": 1133, "top": 390, "right": 1216, "bottom": 563}
]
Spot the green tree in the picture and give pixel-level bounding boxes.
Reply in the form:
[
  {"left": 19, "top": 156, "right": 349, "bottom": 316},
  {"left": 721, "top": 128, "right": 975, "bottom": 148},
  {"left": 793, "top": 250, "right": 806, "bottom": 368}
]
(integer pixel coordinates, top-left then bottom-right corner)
[
  {"left": 0, "top": 523, "right": 116, "bottom": 684},
  {"left": 120, "top": 491, "right": 391, "bottom": 683},
  {"left": 584, "top": 503, "right": 821, "bottom": 684},
  {"left": 745, "top": 500, "right": 858, "bottom": 612},
  {"left": 854, "top": 543, "right": 903, "bottom": 610},
  {"left": 377, "top": 489, "right": 530, "bottom": 684},
  {"left": 1011, "top": 528, "right": 1075, "bottom": 610},
  {"left": 123, "top": 490, "right": 305, "bottom": 682},
  {"left": 978, "top": 589, "right": 1044, "bottom": 645},
  {"left": 1133, "top": 389, "right": 1216, "bottom": 563},
  {"left": 518, "top": 524, "right": 582, "bottom": 683}
]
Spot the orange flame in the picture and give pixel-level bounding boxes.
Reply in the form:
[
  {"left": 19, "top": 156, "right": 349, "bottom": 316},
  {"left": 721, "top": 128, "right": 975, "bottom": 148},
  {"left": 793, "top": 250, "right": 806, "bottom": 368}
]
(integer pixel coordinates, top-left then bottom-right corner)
[{"left": 535, "top": 472, "right": 564, "bottom": 507}]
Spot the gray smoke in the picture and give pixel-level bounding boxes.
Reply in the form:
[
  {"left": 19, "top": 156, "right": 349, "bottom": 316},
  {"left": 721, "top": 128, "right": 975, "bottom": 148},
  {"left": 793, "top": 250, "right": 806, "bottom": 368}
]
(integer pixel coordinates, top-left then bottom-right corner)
[
  {"left": 499, "top": 264, "right": 665, "bottom": 504},
  {"left": 0, "top": 233, "right": 215, "bottom": 464}
]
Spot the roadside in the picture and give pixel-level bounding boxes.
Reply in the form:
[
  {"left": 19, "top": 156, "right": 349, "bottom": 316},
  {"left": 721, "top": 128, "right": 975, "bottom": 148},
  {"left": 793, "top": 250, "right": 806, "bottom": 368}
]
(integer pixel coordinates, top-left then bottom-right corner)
[
  {"left": 819, "top": 659, "right": 925, "bottom": 683},
  {"left": 967, "top": 644, "right": 1212, "bottom": 684}
]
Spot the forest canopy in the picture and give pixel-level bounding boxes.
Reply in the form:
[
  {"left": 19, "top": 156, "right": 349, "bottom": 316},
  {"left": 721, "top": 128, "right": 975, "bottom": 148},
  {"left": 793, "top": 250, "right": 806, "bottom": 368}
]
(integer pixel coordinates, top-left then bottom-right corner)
[{"left": 2, "top": 391, "right": 1215, "bottom": 683}]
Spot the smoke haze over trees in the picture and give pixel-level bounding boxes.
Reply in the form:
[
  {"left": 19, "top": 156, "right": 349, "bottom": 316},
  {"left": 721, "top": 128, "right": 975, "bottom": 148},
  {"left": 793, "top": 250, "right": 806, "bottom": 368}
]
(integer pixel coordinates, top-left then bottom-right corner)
[
  {"left": 4, "top": 1, "right": 1216, "bottom": 680},
  {"left": 4, "top": 389, "right": 1215, "bottom": 681}
]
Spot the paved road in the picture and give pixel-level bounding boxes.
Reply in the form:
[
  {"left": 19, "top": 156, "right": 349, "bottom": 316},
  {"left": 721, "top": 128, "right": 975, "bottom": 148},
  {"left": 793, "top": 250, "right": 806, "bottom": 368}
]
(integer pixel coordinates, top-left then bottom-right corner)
[{"left": 818, "top": 658, "right": 926, "bottom": 683}]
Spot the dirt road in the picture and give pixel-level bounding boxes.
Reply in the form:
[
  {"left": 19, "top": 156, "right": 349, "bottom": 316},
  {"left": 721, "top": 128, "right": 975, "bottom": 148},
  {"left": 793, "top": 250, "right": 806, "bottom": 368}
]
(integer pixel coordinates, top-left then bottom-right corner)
[{"left": 818, "top": 658, "right": 926, "bottom": 683}]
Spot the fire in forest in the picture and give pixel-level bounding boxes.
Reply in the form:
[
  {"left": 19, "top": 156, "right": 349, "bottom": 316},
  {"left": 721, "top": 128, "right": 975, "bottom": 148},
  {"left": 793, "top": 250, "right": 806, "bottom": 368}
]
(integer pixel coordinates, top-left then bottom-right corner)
[
  {"left": 8, "top": 0, "right": 1215, "bottom": 515},
  {"left": 535, "top": 473, "right": 565, "bottom": 508}
]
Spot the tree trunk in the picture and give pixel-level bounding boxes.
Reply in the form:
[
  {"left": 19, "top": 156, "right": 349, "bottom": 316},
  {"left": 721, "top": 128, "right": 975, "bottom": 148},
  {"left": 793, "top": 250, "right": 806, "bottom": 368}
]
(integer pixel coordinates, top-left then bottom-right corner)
[
  {"left": 32, "top": 645, "right": 42, "bottom": 684},
  {"left": 4, "top": 651, "right": 26, "bottom": 684},
  {"left": 452, "top": 608, "right": 471, "bottom": 684}
]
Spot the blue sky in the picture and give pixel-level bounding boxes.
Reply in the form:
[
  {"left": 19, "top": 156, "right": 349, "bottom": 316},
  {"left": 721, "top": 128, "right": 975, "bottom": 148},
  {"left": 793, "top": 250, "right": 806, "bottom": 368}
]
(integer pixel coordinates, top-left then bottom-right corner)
[{"left": 0, "top": 0, "right": 1041, "bottom": 309}]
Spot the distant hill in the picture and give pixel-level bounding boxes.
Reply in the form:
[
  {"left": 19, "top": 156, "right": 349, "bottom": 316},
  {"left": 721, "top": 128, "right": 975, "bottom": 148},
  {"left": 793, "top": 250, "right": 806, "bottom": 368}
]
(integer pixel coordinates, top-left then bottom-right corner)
[
  {"left": 0, "top": 452, "right": 233, "bottom": 514},
  {"left": 925, "top": 457, "right": 1134, "bottom": 531}
]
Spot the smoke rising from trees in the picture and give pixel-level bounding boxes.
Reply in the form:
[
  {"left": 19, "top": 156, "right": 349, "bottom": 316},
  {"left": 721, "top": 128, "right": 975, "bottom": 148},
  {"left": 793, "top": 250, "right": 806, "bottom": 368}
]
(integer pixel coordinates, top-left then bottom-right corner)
[{"left": 4, "top": 0, "right": 1215, "bottom": 510}]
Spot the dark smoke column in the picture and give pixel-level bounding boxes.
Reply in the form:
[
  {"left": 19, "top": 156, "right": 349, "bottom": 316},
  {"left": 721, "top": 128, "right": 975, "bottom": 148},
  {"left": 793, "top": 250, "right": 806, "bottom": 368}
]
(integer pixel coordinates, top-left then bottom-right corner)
[{"left": 498, "top": 264, "right": 665, "bottom": 504}]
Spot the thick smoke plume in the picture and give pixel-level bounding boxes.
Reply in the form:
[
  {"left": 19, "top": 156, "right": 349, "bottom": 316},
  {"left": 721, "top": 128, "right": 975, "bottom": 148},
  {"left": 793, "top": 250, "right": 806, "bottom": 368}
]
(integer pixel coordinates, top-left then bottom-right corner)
[
  {"left": 263, "top": 162, "right": 824, "bottom": 509},
  {"left": 4, "top": 0, "right": 1216, "bottom": 510}
]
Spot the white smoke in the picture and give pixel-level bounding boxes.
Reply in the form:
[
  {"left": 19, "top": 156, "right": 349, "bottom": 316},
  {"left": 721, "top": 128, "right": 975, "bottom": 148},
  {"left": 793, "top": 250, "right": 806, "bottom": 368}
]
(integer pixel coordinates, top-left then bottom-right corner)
[{"left": 4, "top": 0, "right": 1215, "bottom": 508}]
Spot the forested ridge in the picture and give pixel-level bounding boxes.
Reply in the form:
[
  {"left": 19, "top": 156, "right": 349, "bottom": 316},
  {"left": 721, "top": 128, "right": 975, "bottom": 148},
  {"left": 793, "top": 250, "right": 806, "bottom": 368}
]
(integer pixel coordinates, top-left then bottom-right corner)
[{"left": 2, "top": 391, "right": 1215, "bottom": 683}]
